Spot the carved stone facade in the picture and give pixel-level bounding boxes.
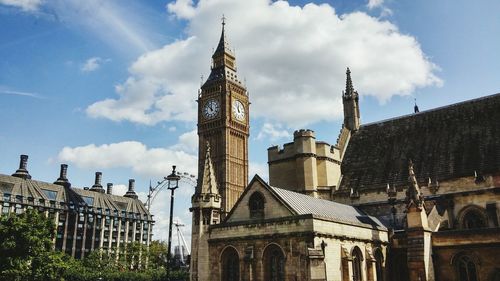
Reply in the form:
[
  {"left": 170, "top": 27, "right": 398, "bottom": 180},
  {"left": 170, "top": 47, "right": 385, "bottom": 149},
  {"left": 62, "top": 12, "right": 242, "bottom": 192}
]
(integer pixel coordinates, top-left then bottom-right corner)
[
  {"left": 268, "top": 70, "right": 500, "bottom": 281},
  {"left": 191, "top": 21, "right": 500, "bottom": 281},
  {"left": 196, "top": 21, "right": 249, "bottom": 217}
]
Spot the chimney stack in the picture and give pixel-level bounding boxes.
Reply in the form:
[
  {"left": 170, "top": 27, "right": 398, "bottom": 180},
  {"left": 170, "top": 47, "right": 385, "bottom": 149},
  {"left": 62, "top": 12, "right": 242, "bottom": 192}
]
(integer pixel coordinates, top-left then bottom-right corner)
[
  {"left": 124, "top": 179, "right": 138, "bottom": 199},
  {"left": 107, "top": 183, "right": 113, "bottom": 195},
  {"left": 89, "top": 172, "right": 105, "bottom": 193},
  {"left": 12, "top": 154, "right": 32, "bottom": 179},
  {"left": 54, "top": 164, "right": 71, "bottom": 187}
]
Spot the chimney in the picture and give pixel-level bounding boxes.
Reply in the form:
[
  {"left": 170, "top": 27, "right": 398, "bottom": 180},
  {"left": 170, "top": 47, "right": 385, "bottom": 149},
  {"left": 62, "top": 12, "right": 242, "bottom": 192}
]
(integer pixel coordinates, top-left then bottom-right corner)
[
  {"left": 107, "top": 183, "right": 113, "bottom": 195},
  {"left": 124, "top": 179, "right": 138, "bottom": 199},
  {"left": 89, "top": 172, "right": 105, "bottom": 193},
  {"left": 54, "top": 164, "right": 71, "bottom": 187},
  {"left": 12, "top": 154, "right": 32, "bottom": 179}
]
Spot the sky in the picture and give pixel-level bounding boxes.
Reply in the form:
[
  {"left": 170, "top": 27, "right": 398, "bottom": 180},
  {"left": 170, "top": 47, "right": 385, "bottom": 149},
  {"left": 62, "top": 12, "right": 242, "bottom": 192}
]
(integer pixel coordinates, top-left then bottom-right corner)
[{"left": 1, "top": 0, "right": 499, "bottom": 250}]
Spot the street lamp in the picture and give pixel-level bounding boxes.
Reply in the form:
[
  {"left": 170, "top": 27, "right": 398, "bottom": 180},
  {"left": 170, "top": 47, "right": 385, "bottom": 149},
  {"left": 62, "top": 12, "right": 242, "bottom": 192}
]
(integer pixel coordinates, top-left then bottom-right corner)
[{"left": 166, "top": 165, "right": 181, "bottom": 280}]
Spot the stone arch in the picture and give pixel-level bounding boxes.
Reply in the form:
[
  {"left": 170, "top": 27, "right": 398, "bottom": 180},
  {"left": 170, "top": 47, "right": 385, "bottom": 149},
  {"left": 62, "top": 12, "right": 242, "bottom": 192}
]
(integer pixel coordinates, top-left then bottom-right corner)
[
  {"left": 220, "top": 245, "right": 240, "bottom": 281},
  {"left": 457, "top": 205, "right": 488, "bottom": 229},
  {"left": 352, "top": 246, "right": 364, "bottom": 281},
  {"left": 248, "top": 191, "right": 265, "bottom": 219},
  {"left": 451, "top": 251, "right": 480, "bottom": 281},
  {"left": 374, "top": 248, "right": 385, "bottom": 281},
  {"left": 262, "top": 243, "right": 286, "bottom": 281}
]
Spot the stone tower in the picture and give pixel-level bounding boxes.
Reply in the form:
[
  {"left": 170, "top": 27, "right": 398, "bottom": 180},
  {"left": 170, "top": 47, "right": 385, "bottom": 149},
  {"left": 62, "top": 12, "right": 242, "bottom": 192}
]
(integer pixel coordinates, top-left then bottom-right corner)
[
  {"left": 405, "top": 160, "right": 435, "bottom": 281},
  {"left": 342, "top": 67, "right": 360, "bottom": 131},
  {"left": 197, "top": 19, "right": 249, "bottom": 216},
  {"left": 190, "top": 142, "right": 221, "bottom": 281}
]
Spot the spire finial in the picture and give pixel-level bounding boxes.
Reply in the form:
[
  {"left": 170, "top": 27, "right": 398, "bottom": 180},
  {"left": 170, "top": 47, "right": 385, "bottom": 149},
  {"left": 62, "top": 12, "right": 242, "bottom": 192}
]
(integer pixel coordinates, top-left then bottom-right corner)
[
  {"left": 221, "top": 14, "right": 226, "bottom": 28},
  {"left": 345, "top": 67, "right": 354, "bottom": 96},
  {"left": 414, "top": 98, "right": 420, "bottom": 113}
]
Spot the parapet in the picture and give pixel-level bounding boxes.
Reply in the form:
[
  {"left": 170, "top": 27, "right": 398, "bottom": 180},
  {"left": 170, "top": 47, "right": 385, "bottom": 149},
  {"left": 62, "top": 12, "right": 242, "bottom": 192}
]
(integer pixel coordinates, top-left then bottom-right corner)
[{"left": 294, "top": 129, "right": 315, "bottom": 139}]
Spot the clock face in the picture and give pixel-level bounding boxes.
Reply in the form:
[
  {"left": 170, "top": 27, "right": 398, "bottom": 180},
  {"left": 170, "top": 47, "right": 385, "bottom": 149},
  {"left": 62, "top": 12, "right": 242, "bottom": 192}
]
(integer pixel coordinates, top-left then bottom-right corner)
[
  {"left": 203, "top": 99, "right": 220, "bottom": 119},
  {"left": 232, "top": 100, "right": 245, "bottom": 121}
]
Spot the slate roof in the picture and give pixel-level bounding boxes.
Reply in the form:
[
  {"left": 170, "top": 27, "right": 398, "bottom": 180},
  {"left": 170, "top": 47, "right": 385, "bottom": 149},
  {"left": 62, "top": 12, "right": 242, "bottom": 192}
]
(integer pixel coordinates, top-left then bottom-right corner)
[
  {"left": 268, "top": 184, "right": 386, "bottom": 229},
  {"left": 0, "top": 173, "right": 152, "bottom": 220},
  {"left": 339, "top": 93, "right": 500, "bottom": 191}
]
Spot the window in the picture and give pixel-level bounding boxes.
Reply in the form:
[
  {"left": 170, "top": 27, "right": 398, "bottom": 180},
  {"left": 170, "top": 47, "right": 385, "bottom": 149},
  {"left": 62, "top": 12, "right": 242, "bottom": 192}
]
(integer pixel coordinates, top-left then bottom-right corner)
[
  {"left": 352, "top": 247, "right": 363, "bottom": 281},
  {"left": 41, "top": 189, "right": 57, "bottom": 200},
  {"left": 455, "top": 255, "right": 478, "bottom": 281},
  {"left": 221, "top": 247, "right": 240, "bottom": 281},
  {"left": 264, "top": 244, "right": 285, "bottom": 281},
  {"left": 462, "top": 209, "right": 487, "bottom": 229},
  {"left": 81, "top": 196, "right": 94, "bottom": 206},
  {"left": 248, "top": 192, "right": 265, "bottom": 219},
  {"left": 375, "top": 249, "right": 384, "bottom": 281}
]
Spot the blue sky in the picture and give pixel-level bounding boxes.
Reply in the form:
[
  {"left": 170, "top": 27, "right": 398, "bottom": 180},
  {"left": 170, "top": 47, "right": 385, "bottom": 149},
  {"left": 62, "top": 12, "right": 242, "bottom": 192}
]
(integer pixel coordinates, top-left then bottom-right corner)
[{"left": 1, "top": 0, "right": 499, "bottom": 244}]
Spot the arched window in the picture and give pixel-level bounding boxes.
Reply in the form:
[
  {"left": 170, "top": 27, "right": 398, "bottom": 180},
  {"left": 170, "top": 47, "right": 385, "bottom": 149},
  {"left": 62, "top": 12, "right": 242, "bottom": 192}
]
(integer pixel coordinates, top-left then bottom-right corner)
[
  {"left": 352, "top": 247, "right": 363, "bottom": 281},
  {"left": 375, "top": 249, "right": 384, "bottom": 281},
  {"left": 455, "top": 255, "right": 478, "bottom": 281},
  {"left": 221, "top": 247, "right": 240, "bottom": 281},
  {"left": 249, "top": 192, "right": 265, "bottom": 219},
  {"left": 263, "top": 244, "right": 285, "bottom": 281},
  {"left": 460, "top": 206, "right": 488, "bottom": 229}
]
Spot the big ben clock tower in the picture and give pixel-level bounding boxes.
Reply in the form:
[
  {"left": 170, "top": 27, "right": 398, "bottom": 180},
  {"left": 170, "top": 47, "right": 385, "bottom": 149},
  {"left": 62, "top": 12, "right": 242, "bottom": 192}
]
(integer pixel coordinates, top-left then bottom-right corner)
[{"left": 196, "top": 19, "right": 249, "bottom": 217}]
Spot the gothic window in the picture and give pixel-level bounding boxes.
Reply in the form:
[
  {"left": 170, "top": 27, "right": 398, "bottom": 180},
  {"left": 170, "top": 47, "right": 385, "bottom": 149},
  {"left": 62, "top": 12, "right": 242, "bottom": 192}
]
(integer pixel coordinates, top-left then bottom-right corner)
[
  {"left": 221, "top": 247, "right": 240, "bottom": 281},
  {"left": 263, "top": 244, "right": 285, "bottom": 281},
  {"left": 460, "top": 207, "right": 488, "bottom": 229},
  {"left": 375, "top": 249, "right": 384, "bottom": 281},
  {"left": 249, "top": 192, "right": 265, "bottom": 219},
  {"left": 455, "top": 255, "right": 478, "bottom": 281},
  {"left": 352, "top": 247, "right": 363, "bottom": 281}
]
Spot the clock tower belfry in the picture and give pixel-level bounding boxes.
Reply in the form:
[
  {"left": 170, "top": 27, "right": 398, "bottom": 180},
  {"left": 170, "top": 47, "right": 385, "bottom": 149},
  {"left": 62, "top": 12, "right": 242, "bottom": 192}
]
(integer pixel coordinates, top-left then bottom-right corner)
[{"left": 196, "top": 19, "right": 249, "bottom": 217}]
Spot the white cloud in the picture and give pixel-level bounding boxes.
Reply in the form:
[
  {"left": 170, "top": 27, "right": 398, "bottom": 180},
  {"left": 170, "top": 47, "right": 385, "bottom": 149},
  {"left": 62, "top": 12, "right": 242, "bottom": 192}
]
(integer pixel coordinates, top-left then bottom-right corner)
[
  {"left": 257, "top": 123, "right": 290, "bottom": 141},
  {"left": 57, "top": 141, "right": 197, "bottom": 178},
  {"left": 38, "top": 0, "right": 157, "bottom": 56},
  {"left": 87, "top": 0, "right": 441, "bottom": 128},
  {"left": 367, "top": 0, "right": 384, "bottom": 9},
  {"left": 0, "top": 0, "right": 42, "bottom": 12},
  {"left": 0, "top": 89, "right": 43, "bottom": 99},
  {"left": 81, "top": 57, "right": 109, "bottom": 72},
  {"left": 112, "top": 184, "right": 128, "bottom": 196},
  {"left": 166, "top": 0, "right": 195, "bottom": 19},
  {"left": 170, "top": 129, "right": 198, "bottom": 154}
]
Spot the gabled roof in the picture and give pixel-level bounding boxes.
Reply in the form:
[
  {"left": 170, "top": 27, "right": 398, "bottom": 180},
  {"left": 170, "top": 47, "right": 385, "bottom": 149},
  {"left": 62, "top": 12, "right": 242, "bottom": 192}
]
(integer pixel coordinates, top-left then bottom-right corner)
[
  {"left": 225, "top": 175, "right": 386, "bottom": 230},
  {"left": 339, "top": 93, "right": 500, "bottom": 191}
]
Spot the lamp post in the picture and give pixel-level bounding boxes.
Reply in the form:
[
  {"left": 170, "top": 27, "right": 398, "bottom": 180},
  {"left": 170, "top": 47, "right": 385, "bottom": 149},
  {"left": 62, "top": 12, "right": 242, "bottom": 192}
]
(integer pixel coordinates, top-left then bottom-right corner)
[{"left": 166, "top": 165, "right": 181, "bottom": 280}]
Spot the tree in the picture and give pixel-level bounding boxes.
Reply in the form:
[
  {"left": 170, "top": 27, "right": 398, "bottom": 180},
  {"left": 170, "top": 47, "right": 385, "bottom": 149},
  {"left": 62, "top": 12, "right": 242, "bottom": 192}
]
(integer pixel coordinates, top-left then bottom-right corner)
[{"left": 0, "top": 209, "right": 67, "bottom": 281}]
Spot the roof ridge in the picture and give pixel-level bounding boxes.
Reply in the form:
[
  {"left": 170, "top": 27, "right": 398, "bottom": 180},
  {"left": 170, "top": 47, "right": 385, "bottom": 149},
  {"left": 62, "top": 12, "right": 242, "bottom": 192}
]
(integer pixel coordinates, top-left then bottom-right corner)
[{"left": 361, "top": 92, "right": 500, "bottom": 127}]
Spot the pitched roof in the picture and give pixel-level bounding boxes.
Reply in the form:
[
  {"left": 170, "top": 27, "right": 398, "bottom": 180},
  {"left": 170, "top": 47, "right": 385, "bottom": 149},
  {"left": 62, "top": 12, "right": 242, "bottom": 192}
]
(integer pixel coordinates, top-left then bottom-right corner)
[
  {"left": 0, "top": 173, "right": 152, "bottom": 219},
  {"left": 339, "top": 93, "right": 500, "bottom": 191},
  {"left": 268, "top": 184, "right": 386, "bottom": 229}
]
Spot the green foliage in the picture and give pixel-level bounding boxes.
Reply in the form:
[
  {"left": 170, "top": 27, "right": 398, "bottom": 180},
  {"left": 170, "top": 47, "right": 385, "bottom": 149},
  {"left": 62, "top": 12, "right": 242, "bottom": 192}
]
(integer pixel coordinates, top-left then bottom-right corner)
[
  {"left": 0, "top": 209, "right": 67, "bottom": 281},
  {"left": 0, "top": 210, "right": 188, "bottom": 281}
]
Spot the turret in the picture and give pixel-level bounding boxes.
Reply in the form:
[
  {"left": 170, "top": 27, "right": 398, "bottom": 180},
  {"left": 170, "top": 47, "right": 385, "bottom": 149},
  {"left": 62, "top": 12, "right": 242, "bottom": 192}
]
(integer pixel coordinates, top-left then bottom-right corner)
[{"left": 342, "top": 68, "right": 360, "bottom": 131}]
